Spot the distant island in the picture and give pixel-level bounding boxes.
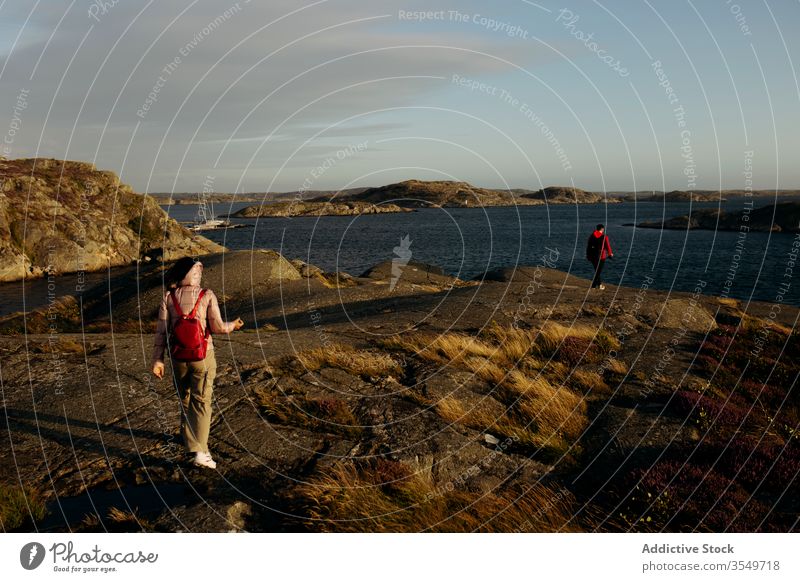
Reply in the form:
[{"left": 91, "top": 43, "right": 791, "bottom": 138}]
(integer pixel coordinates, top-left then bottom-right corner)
[
  {"left": 327, "top": 181, "right": 622, "bottom": 207},
  {"left": 636, "top": 202, "right": 800, "bottom": 233},
  {"left": 229, "top": 200, "right": 412, "bottom": 218},
  {"left": 512, "top": 186, "right": 621, "bottom": 205},
  {"left": 152, "top": 187, "right": 800, "bottom": 207},
  {"left": 624, "top": 190, "right": 726, "bottom": 202},
  {"left": 229, "top": 182, "right": 623, "bottom": 217},
  {"left": 149, "top": 188, "right": 371, "bottom": 205},
  {"left": 326, "top": 179, "right": 542, "bottom": 208}
]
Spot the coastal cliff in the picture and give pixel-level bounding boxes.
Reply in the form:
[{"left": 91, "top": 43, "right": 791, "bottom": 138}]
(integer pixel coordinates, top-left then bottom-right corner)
[{"left": 0, "top": 158, "right": 224, "bottom": 281}]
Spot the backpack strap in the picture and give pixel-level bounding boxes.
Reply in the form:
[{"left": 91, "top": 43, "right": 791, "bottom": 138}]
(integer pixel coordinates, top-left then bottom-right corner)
[
  {"left": 169, "top": 289, "right": 184, "bottom": 317},
  {"left": 170, "top": 288, "right": 206, "bottom": 319},
  {"left": 193, "top": 289, "right": 211, "bottom": 339},
  {"left": 188, "top": 288, "right": 206, "bottom": 319}
]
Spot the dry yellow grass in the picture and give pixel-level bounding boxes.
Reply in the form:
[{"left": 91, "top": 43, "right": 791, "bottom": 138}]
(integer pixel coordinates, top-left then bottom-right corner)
[
  {"left": 431, "top": 369, "right": 587, "bottom": 457},
  {"left": 742, "top": 313, "right": 793, "bottom": 336},
  {"left": 605, "top": 358, "right": 629, "bottom": 375},
  {"left": 508, "top": 372, "right": 587, "bottom": 437},
  {"left": 461, "top": 356, "right": 508, "bottom": 385},
  {"left": 435, "top": 397, "right": 540, "bottom": 449},
  {"left": 536, "top": 321, "right": 593, "bottom": 348},
  {"left": 429, "top": 333, "right": 494, "bottom": 362},
  {"left": 543, "top": 361, "right": 569, "bottom": 382},
  {"left": 294, "top": 460, "right": 581, "bottom": 532},
  {"left": 433, "top": 395, "right": 507, "bottom": 434},
  {"left": 0, "top": 483, "right": 46, "bottom": 531},
  {"left": 479, "top": 322, "right": 538, "bottom": 365},
  {"left": 502, "top": 369, "right": 553, "bottom": 399},
  {"left": 107, "top": 507, "right": 138, "bottom": 523},
  {"left": 386, "top": 325, "right": 544, "bottom": 370},
  {"left": 105, "top": 507, "right": 153, "bottom": 531},
  {"left": 385, "top": 326, "right": 591, "bottom": 457},
  {"left": 79, "top": 513, "right": 101, "bottom": 529},
  {"left": 727, "top": 309, "right": 794, "bottom": 336},
  {"left": 295, "top": 343, "right": 401, "bottom": 378},
  {"left": 532, "top": 321, "right": 621, "bottom": 360},
  {"left": 253, "top": 387, "right": 362, "bottom": 439},
  {"left": 570, "top": 369, "right": 609, "bottom": 393},
  {"left": 541, "top": 321, "right": 600, "bottom": 341},
  {"left": 434, "top": 395, "right": 468, "bottom": 424}
]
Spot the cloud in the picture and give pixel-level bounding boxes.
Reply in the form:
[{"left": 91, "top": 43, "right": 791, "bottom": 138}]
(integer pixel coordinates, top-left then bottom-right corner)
[
  {"left": 0, "top": 3, "right": 546, "bottom": 127},
  {"left": 0, "top": 0, "right": 561, "bottom": 189}
]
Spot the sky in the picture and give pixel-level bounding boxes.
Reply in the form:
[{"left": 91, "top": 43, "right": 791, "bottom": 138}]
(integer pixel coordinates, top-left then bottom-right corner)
[{"left": 1, "top": 0, "right": 799, "bottom": 194}]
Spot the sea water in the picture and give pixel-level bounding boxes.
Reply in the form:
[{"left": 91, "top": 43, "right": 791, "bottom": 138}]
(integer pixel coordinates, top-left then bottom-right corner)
[{"left": 165, "top": 197, "right": 800, "bottom": 306}]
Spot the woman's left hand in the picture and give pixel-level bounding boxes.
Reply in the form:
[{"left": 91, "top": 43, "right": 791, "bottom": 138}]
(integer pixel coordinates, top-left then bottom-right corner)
[
  {"left": 232, "top": 317, "right": 244, "bottom": 331},
  {"left": 152, "top": 362, "right": 165, "bottom": 379}
]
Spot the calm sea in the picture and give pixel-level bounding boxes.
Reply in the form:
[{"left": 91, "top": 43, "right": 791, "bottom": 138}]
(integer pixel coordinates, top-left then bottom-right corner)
[
  {"left": 2, "top": 198, "right": 797, "bottom": 317},
  {"left": 167, "top": 197, "right": 800, "bottom": 307}
]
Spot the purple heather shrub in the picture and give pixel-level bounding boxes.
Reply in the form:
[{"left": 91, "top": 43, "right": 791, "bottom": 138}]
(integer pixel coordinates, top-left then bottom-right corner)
[
  {"left": 671, "top": 390, "right": 749, "bottom": 428},
  {"left": 737, "top": 379, "right": 789, "bottom": 411},
  {"left": 623, "top": 461, "right": 777, "bottom": 532},
  {"left": 705, "top": 333, "right": 734, "bottom": 351},
  {"left": 708, "top": 437, "right": 800, "bottom": 493},
  {"left": 696, "top": 354, "right": 721, "bottom": 371}
]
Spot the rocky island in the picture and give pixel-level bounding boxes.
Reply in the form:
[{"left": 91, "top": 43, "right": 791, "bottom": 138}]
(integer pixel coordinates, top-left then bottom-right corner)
[
  {"left": 636, "top": 202, "right": 800, "bottom": 232},
  {"left": 518, "top": 186, "right": 621, "bottom": 204},
  {"left": 151, "top": 187, "right": 372, "bottom": 206},
  {"left": 228, "top": 200, "right": 411, "bottom": 218},
  {"left": 624, "top": 190, "right": 726, "bottom": 202},
  {"left": 311, "top": 181, "right": 622, "bottom": 208},
  {"left": 227, "top": 181, "right": 627, "bottom": 217}
]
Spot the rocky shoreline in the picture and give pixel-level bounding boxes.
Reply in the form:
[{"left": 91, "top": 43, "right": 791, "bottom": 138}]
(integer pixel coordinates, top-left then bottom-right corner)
[{"left": 1, "top": 250, "right": 797, "bottom": 532}]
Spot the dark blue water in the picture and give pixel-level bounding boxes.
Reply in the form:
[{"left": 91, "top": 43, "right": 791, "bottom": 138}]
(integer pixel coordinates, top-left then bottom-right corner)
[{"left": 164, "top": 199, "right": 800, "bottom": 306}]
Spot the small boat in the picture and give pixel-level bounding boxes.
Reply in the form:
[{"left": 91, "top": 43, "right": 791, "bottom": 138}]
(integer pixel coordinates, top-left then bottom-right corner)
[
  {"left": 189, "top": 218, "right": 231, "bottom": 231},
  {"left": 189, "top": 196, "right": 231, "bottom": 231}
]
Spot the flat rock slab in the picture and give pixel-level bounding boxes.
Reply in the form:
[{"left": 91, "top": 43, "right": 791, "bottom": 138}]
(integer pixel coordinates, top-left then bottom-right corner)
[{"left": 1, "top": 262, "right": 797, "bottom": 532}]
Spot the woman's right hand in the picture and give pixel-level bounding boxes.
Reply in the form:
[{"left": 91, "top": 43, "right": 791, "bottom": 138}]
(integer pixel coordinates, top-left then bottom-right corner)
[{"left": 152, "top": 362, "right": 165, "bottom": 379}]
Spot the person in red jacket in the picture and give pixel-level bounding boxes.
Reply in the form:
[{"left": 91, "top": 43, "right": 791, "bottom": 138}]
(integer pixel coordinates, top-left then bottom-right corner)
[{"left": 586, "top": 223, "right": 613, "bottom": 289}]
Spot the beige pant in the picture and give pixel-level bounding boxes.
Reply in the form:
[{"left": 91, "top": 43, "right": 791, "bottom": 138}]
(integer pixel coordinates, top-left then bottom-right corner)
[{"left": 173, "top": 350, "right": 217, "bottom": 454}]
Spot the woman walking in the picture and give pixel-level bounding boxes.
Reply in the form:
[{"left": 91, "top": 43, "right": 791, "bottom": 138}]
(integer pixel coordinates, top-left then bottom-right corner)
[{"left": 151, "top": 257, "right": 243, "bottom": 469}]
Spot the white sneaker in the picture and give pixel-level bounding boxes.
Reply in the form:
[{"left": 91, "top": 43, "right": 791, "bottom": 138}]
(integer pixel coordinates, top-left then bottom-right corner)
[{"left": 193, "top": 451, "right": 217, "bottom": 469}]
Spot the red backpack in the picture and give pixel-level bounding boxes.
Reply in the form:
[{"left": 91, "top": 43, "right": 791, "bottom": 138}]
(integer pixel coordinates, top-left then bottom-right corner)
[{"left": 168, "top": 289, "right": 210, "bottom": 362}]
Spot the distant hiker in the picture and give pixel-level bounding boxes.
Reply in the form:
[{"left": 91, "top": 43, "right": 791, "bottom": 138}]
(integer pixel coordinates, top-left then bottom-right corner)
[
  {"left": 151, "top": 257, "right": 244, "bottom": 469},
  {"left": 586, "top": 223, "right": 613, "bottom": 290}
]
